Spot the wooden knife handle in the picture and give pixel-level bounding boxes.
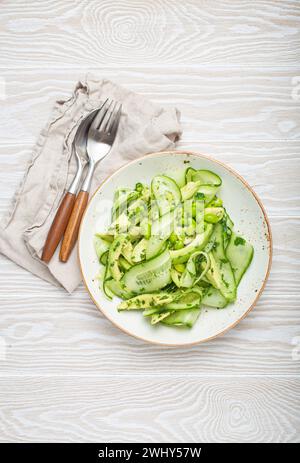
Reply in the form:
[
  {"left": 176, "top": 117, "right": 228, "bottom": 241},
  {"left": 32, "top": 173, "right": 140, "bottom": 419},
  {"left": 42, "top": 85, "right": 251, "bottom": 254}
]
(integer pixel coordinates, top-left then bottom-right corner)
[
  {"left": 59, "top": 190, "right": 89, "bottom": 263},
  {"left": 41, "top": 192, "right": 76, "bottom": 263}
]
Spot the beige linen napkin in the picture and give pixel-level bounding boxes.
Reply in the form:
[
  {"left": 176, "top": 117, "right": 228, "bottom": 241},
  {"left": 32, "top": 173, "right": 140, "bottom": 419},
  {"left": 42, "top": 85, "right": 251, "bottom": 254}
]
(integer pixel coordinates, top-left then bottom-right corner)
[{"left": 0, "top": 75, "right": 181, "bottom": 293}]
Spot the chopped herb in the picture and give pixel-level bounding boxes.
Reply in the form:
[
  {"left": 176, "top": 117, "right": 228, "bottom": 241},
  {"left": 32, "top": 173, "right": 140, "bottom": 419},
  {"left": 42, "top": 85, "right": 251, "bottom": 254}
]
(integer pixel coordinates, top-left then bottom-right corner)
[
  {"left": 234, "top": 236, "right": 245, "bottom": 246},
  {"left": 221, "top": 274, "right": 229, "bottom": 288},
  {"left": 212, "top": 241, "right": 219, "bottom": 251}
]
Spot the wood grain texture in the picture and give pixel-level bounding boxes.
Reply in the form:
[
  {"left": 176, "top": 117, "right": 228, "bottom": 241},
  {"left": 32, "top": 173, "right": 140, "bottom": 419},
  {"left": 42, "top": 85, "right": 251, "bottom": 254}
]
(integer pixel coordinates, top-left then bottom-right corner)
[
  {"left": 0, "top": 0, "right": 299, "bottom": 444},
  {"left": 1, "top": 142, "right": 299, "bottom": 217},
  {"left": 0, "top": 67, "right": 300, "bottom": 143},
  {"left": 0, "top": 377, "right": 299, "bottom": 443},
  {"left": 0, "top": 0, "right": 299, "bottom": 67}
]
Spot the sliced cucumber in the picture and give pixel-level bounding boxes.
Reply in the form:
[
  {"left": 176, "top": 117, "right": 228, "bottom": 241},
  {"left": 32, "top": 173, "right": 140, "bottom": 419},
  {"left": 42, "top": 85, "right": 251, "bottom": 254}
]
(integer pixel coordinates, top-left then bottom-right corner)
[
  {"left": 179, "top": 251, "right": 210, "bottom": 287},
  {"left": 222, "top": 215, "right": 233, "bottom": 249},
  {"left": 135, "top": 183, "right": 150, "bottom": 202},
  {"left": 95, "top": 166, "right": 254, "bottom": 329},
  {"left": 103, "top": 262, "right": 114, "bottom": 300},
  {"left": 105, "top": 279, "right": 134, "bottom": 300},
  {"left": 146, "top": 210, "right": 175, "bottom": 259},
  {"left": 132, "top": 238, "right": 147, "bottom": 263},
  {"left": 181, "top": 181, "right": 202, "bottom": 201},
  {"left": 196, "top": 185, "right": 220, "bottom": 205},
  {"left": 163, "top": 289, "right": 202, "bottom": 311},
  {"left": 169, "top": 169, "right": 186, "bottom": 188},
  {"left": 109, "top": 212, "right": 130, "bottom": 234},
  {"left": 152, "top": 175, "right": 181, "bottom": 214},
  {"left": 226, "top": 231, "right": 254, "bottom": 285},
  {"left": 151, "top": 211, "right": 174, "bottom": 240},
  {"left": 96, "top": 233, "right": 114, "bottom": 243},
  {"left": 127, "top": 198, "right": 148, "bottom": 224},
  {"left": 171, "top": 267, "right": 182, "bottom": 287},
  {"left": 122, "top": 248, "right": 172, "bottom": 294},
  {"left": 202, "top": 287, "right": 228, "bottom": 308},
  {"left": 186, "top": 169, "right": 222, "bottom": 186},
  {"left": 119, "top": 256, "right": 131, "bottom": 271},
  {"left": 205, "top": 223, "right": 236, "bottom": 302},
  {"left": 128, "top": 226, "right": 143, "bottom": 240},
  {"left": 143, "top": 307, "right": 163, "bottom": 317},
  {"left": 111, "top": 198, "right": 146, "bottom": 233},
  {"left": 103, "top": 281, "right": 114, "bottom": 300},
  {"left": 162, "top": 308, "right": 201, "bottom": 328},
  {"left": 100, "top": 250, "right": 109, "bottom": 266},
  {"left": 170, "top": 223, "right": 213, "bottom": 263},
  {"left": 94, "top": 235, "right": 110, "bottom": 261},
  {"left": 112, "top": 189, "right": 139, "bottom": 220},
  {"left": 122, "top": 241, "right": 133, "bottom": 264},
  {"left": 108, "top": 235, "right": 128, "bottom": 281},
  {"left": 205, "top": 252, "right": 236, "bottom": 302},
  {"left": 140, "top": 218, "right": 151, "bottom": 239},
  {"left": 146, "top": 236, "right": 166, "bottom": 260},
  {"left": 185, "top": 167, "right": 197, "bottom": 183}
]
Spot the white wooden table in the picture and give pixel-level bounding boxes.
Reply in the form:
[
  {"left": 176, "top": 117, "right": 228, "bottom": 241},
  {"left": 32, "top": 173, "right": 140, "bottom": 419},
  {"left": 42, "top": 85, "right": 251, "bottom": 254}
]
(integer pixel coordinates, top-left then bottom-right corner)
[{"left": 0, "top": 0, "right": 299, "bottom": 443}]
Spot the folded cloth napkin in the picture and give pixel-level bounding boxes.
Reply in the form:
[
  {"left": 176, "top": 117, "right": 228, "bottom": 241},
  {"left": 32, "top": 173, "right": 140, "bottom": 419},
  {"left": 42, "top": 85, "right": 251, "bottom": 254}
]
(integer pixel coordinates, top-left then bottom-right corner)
[{"left": 0, "top": 75, "right": 181, "bottom": 293}]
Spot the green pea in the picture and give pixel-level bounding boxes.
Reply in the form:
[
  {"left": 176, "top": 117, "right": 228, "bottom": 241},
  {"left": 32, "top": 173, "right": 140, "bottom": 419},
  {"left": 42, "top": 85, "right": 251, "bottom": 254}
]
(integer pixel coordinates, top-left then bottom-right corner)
[
  {"left": 174, "top": 240, "right": 184, "bottom": 250},
  {"left": 169, "top": 232, "right": 178, "bottom": 244}
]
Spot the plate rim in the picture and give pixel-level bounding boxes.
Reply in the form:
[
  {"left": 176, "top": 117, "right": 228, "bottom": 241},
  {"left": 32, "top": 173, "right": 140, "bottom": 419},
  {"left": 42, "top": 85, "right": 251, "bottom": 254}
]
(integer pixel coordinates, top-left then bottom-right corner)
[{"left": 78, "top": 150, "right": 273, "bottom": 347}]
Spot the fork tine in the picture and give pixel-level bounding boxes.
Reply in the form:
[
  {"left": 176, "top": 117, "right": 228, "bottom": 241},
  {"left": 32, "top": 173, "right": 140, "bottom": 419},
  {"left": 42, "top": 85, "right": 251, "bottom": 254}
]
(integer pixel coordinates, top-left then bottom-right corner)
[
  {"left": 74, "top": 108, "right": 98, "bottom": 144},
  {"left": 89, "top": 98, "right": 109, "bottom": 131},
  {"left": 109, "top": 103, "right": 122, "bottom": 136},
  {"left": 97, "top": 99, "right": 114, "bottom": 131},
  {"left": 103, "top": 100, "right": 118, "bottom": 133}
]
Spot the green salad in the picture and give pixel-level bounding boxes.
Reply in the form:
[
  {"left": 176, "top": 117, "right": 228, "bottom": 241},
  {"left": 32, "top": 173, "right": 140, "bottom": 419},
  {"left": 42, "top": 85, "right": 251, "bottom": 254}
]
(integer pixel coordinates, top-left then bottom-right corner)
[{"left": 94, "top": 167, "right": 254, "bottom": 328}]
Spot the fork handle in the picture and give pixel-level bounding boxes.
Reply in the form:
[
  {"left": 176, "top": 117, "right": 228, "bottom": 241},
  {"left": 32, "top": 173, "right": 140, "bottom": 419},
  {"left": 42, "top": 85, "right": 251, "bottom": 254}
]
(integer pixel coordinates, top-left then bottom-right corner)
[
  {"left": 41, "top": 192, "right": 76, "bottom": 263},
  {"left": 59, "top": 190, "right": 89, "bottom": 263}
]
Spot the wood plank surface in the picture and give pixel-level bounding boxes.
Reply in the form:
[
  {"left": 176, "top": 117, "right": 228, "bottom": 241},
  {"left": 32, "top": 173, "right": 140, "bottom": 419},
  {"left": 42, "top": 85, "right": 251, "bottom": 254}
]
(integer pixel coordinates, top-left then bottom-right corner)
[
  {"left": 0, "top": 0, "right": 299, "bottom": 67},
  {"left": 1, "top": 141, "right": 299, "bottom": 217},
  {"left": 0, "top": 0, "right": 299, "bottom": 444},
  {"left": 0, "top": 377, "right": 299, "bottom": 443},
  {"left": 0, "top": 67, "right": 299, "bottom": 143}
]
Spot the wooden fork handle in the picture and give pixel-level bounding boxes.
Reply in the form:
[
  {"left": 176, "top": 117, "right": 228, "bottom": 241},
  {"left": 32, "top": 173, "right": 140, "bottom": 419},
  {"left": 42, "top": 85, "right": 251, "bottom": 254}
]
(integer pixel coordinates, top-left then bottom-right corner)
[
  {"left": 41, "top": 192, "right": 76, "bottom": 263},
  {"left": 59, "top": 190, "right": 89, "bottom": 263}
]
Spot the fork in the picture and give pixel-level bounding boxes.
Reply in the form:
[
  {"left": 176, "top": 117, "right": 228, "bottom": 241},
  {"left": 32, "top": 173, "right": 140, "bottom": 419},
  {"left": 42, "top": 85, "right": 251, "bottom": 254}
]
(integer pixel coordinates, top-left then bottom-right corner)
[
  {"left": 59, "top": 99, "right": 122, "bottom": 262},
  {"left": 41, "top": 108, "right": 99, "bottom": 263}
]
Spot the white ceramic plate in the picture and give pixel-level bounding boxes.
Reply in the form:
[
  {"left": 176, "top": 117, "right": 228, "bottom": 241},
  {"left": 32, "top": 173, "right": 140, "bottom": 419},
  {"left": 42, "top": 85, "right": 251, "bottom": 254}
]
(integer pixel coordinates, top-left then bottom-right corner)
[{"left": 79, "top": 151, "right": 272, "bottom": 346}]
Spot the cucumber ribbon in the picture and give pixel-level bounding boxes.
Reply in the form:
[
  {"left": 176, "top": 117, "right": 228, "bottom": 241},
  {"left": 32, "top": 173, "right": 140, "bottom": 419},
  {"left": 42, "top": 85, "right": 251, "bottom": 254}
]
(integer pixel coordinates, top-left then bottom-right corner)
[{"left": 93, "top": 167, "right": 254, "bottom": 329}]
